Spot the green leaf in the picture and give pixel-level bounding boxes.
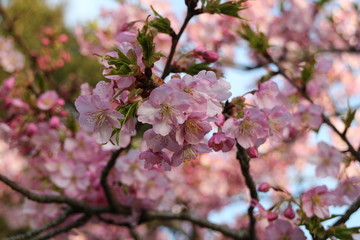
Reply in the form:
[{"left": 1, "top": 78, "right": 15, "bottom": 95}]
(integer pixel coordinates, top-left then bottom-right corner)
[
  {"left": 185, "top": 62, "right": 213, "bottom": 75},
  {"left": 103, "top": 48, "right": 138, "bottom": 77},
  {"left": 137, "top": 24, "right": 164, "bottom": 68},
  {"left": 314, "top": 0, "right": 331, "bottom": 8},
  {"left": 149, "top": 6, "right": 173, "bottom": 35},
  {"left": 238, "top": 24, "right": 270, "bottom": 53},
  {"left": 203, "top": 0, "right": 247, "bottom": 18},
  {"left": 341, "top": 106, "right": 356, "bottom": 133},
  {"left": 329, "top": 225, "right": 360, "bottom": 240}
]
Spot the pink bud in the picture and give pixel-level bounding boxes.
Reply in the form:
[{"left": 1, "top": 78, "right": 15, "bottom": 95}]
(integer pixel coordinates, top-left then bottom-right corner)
[
  {"left": 49, "top": 116, "right": 61, "bottom": 129},
  {"left": 26, "top": 123, "right": 38, "bottom": 136},
  {"left": 43, "top": 27, "right": 53, "bottom": 35},
  {"left": 41, "top": 38, "right": 51, "bottom": 46},
  {"left": 267, "top": 211, "right": 278, "bottom": 221},
  {"left": 203, "top": 50, "right": 219, "bottom": 63},
  {"left": 247, "top": 147, "right": 259, "bottom": 158},
  {"left": 284, "top": 205, "right": 295, "bottom": 219},
  {"left": 56, "top": 98, "right": 65, "bottom": 106},
  {"left": 258, "top": 182, "right": 270, "bottom": 192},
  {"left": 4, "top": 77, "right": 15, "bottom": 90},
  {"left": 59, "top": 110, "right": 67, "bottom": 117},
  {"left": 57, "top": 34, "right": 68, "bottom": 43},
  {"left": 215, "top": 114, "right": 225, "bottom": 127}
]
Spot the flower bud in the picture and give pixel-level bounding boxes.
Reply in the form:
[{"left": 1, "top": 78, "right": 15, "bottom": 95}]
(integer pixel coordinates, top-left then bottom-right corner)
[
  {"left": 267, "top": 211, "right": 278, "bottom": 221},
  {"left": 258, "top": 182, "right": 270, "bottom": 192},
  {"left": 57, "top": 34, "right": 68, "bottom": 43},
  {"left": 26, "top": 123, "right": 38, "bottom": 136},
  {"left": 41, "top": 38, "right": 51, "bottom": 46},
  {"left": 247, "top": 147, "right": 259, "bottom": 158},
  {"left": 215, "top": 114, "right": 225, "bottom": 127},
  {"left": 49, "top": 116, "right": 61, "bottom": 129},
  {"left": 284, "top": 205, "right": 295, "bottom": 219},
  {"left": 56, "top": 98, "right": 65, "bottom": 107},
  {"left": 59, "top": 110, "right": 67, "bottom": 117},
  {"left": 203, "top": 50, "right": 219, "bottom": 63}
]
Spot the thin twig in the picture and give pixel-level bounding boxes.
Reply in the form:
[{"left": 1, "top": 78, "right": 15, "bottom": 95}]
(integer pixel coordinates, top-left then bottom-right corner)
[
  {"left": 333, "top": 196, "right": 360, "bottom": 226},
  {"left": 317, "top": 48, "right": 360, "bottom": 54},
  {"left": 31, "top": 214, "right": 91, "bottom": 240},
  {"left": 100, "top": 148, "right": 131, "bottom": 215},
  {"left": 4, "top": 208, "right": 73, "bottom": 240},
  {"left": 161, "top": 5, "right": 201, "bottom": 79},
  {"left": 100, "top": 148, "right": 123, "bottom": 210},
  {"left": 141, "top": 210, "right": 249, "bottom": 240},
  {"left": 236, "top": 144, "right": 258, "bottom": 240},
  {"left": 128, "top": 226, "right": 142, "bottom": 240},
  {"left": 0, "top": 174, "right": 92, "bottom": 212}
]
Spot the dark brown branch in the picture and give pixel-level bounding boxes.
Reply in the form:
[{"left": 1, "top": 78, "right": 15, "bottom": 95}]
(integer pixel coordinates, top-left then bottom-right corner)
[
  {"left": 0, "top": 174, "right": 92, "bottom": 212},
  {"left": 100, "top": 148, "right": 123, "bottom": 210},
  {"left": 128, "top": 226, "right": 142, "bottom": 240},
  {"left": 236, "top": 144, "right": 258, "bottom": 240},
  {"left": 100, "top": 148, "right": 132, "bottom": 215},
  {"left": 161, "top": 5, "right": 202, "bottom": 79},
  {"left": 318, "top": 47, "right": 360, "bottom": 54},
  {"left": 141, "top": 210, "right": 249, "bottom": 240},
  {"left": 4, "top": 208, "right": 73, "bottom": 240},
  {"left": 31, "top": 214, "right": 91, "bottom": 240},
  {"left": 333, "top": 196, "right": 360, "bottom": 226},
  {"left": 229, "top": 62, "right": 270, "bottom": 71}
]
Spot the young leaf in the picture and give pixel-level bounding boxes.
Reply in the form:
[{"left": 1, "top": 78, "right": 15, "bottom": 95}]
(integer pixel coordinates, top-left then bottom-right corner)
[{"left": 149, "top": 6, "right": 174, "bottom": 36}]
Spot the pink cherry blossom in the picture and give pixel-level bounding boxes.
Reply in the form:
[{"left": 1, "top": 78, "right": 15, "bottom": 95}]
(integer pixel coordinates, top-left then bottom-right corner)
[
  {"left": 254, "top": 80, "right": 281, "bottom": 109},
  {"left": 175, "top": 112, "right": 212, "bottom": 145},
  {"left": 137, "top": 85, "right": 191, "bottom": 136},
  {"left": 75, "top": 94, "right": 124, "bottom": 143},
  {"left": 167, "top": 71, "right": 231, "bottom": 117},
  {"left": 293, "top": 104, "right": 323, "bottom": 130},
  {"left": 265, "top": 106, "right": 292, "bottom": 143},
  {"left": 37, "top": 91, "right": 59, "bottom": 110},
  {"left": 139, "top": 150, "right": 172, "bottom": 171},
  {"left": 265, "top": 219, "right": 306, "bottom": 240},
  {"left": 335, "top": 177, "right": 360, "bottom": 205},
  {"left": 223, "top": 108, "right": 269, "bottom": 148},
  {"left": 301, "top": 185, "right": 335, "bottom": 218},
  {"left": 208, "top": 132, "right": 235, "bottom": 152},
  {"left": 171, "top": 143, "right": 211, "bottom": 167},
  {"left": 311, "top": 142, "right": 344, "bottom": 178}
]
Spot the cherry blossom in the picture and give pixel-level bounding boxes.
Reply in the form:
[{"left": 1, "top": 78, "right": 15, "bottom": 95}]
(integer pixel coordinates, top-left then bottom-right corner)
[{"left": 75, "top": 94, "right": 124, "bottom": 143}]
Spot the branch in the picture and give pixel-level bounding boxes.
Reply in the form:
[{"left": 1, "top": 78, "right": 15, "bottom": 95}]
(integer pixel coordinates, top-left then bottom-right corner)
[
  {"left": 318, "top": 47, "right": 360, "bottom": 54},
  {"left": 4, "top": 208, "right": 73, "bottom": 240},
  {"left": 333, "top": 196, "right": 360, "bottom": 226},
  {"left": 236, "top": 144, "right": 258, "bottom": 240},
  {"left": 31, "top": 214, "right": 91, "bottom": 240},
  {"left": 128, "top": 226, "right": 142, "bottom": 240},
  {"left": 228, "top": 62, "right": 270, "bottom": 71},
  {"left": 100, "top": 148, "right": 132, "bottom": 215},
  {"left": 161, "top": 4, "right": 202, "bottom": 79},
  {"left": 141, "top": 210, "right": 249, "bottom": 240},
  {"left": 100, "top": 148, "right": 123, "bottom": 210},
  {"left": 0, "top": 173, "right": 92, "bottom": 212}
]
